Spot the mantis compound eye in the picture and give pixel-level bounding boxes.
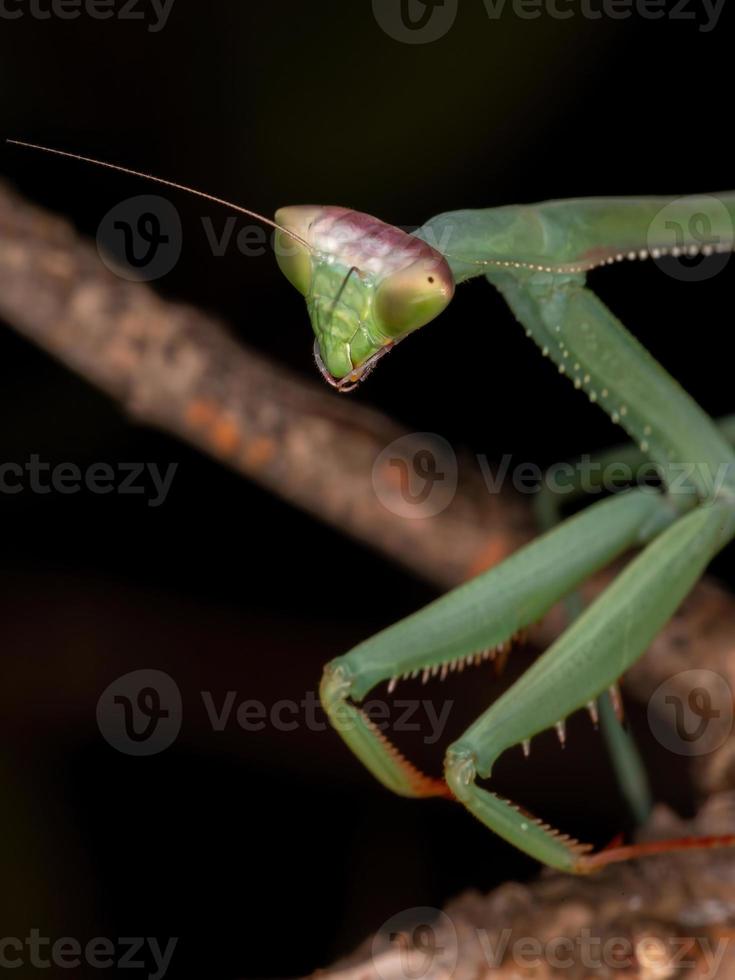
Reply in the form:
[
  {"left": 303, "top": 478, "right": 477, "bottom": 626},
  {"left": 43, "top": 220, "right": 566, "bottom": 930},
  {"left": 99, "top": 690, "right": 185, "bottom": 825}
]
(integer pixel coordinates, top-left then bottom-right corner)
[
  {"left": 273, "top": 206, "right": 323, "bottom": 296},
  {"left": 273, "top": 230, "right": 312, "bottom": 295},
  {"left": 374, "top": 256, "right": 455, "bottom": 338}
]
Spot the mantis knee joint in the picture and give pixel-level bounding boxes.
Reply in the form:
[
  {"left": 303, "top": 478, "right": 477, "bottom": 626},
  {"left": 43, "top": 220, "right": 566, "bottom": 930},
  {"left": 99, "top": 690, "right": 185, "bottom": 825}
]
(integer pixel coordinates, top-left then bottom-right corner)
[{"left": 444, "top": 745, "right": 478, "bottom": 802}]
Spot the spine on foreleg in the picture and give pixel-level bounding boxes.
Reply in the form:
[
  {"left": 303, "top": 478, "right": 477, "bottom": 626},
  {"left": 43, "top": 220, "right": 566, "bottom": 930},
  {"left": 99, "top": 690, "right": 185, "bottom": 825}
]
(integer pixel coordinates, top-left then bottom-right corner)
[{"left": 495, "top": 272, "right": 735, "bottom": 500}]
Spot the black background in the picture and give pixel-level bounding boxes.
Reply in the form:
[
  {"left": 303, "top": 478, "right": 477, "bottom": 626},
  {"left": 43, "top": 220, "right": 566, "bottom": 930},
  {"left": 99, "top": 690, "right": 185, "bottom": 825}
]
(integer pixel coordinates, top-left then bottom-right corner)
[{"left": 1, "top": 2, "right": 734, "bottom": 977}]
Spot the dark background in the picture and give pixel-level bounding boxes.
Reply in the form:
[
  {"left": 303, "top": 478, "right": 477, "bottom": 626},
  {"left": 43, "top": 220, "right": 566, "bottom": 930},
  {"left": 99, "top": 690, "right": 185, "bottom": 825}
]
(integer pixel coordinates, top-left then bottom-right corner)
[{"left": 1, "top": 2, "right": 734, "bottom": 977}]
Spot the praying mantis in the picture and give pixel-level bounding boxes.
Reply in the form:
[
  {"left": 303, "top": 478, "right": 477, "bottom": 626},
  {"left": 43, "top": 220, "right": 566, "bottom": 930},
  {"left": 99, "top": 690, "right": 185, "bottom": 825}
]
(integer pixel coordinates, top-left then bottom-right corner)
[{"left": 8, "top": 140, "right": 735, "bottom": 873}]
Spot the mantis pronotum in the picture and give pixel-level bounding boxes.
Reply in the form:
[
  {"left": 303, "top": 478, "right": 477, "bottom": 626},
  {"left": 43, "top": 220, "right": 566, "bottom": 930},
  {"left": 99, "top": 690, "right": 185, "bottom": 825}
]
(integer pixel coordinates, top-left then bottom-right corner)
[{"left": 10, "top": 140, "right": 735, "bottom": 872}]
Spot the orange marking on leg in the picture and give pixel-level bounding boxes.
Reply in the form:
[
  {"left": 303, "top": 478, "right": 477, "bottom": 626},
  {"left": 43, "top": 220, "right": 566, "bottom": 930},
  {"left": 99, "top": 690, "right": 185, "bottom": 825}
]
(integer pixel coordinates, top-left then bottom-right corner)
[
  {"left": 358, "top": 706, "right": 452, "bottom": 800},
  {"left": 577, "top": 834, "right": 735, "bottom": 873}
]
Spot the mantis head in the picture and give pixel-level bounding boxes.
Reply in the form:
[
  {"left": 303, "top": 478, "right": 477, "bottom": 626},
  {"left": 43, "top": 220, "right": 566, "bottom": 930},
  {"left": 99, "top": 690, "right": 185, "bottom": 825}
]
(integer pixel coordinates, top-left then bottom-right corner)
[
  {"left": 5, "top": 142, "right": 455, "bottom": 393},
  {"left": 274, "top": 206, "right": 455, "bottom": 391}
]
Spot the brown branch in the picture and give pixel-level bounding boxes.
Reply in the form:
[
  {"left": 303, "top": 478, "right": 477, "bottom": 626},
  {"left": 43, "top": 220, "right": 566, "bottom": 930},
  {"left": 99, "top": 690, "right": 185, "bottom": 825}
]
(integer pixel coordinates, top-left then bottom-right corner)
[{"left": 317, "top": 793, "right": 735, "bottom": 979}]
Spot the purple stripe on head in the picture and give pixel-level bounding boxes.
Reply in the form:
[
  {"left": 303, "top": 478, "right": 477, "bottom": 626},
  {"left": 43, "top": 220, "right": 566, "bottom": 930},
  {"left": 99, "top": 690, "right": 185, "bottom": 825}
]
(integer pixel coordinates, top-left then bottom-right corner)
[{"left": 309, "top": 208, "right": 451, "bottom": 283}]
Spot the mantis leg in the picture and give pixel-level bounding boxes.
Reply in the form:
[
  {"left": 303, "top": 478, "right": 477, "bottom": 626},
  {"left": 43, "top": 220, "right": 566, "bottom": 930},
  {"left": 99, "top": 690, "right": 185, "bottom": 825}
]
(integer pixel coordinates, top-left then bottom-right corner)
[
  {"left": 445, "top": 499, "right": 735, "bottom": 872},
  {"left": 533, "top": 418, "right": 735, "bottom": 824},
  {"left": 534, "top": 415, "right": 735, "bottom": 533},
  {"left": 597, "top": 686, "right": 653, "bottom": 826},
  {"left": 486, "top": 269, "right": 735, "bottom": 500},
  {"left": 533, "top": 444, "right": 656, "bottom": 825},
  {"left": 321, "top": 486, "right": 684, "bottom": 799},
  {"left": 463, "top": 269, "right": 735, "bottom": 856}
]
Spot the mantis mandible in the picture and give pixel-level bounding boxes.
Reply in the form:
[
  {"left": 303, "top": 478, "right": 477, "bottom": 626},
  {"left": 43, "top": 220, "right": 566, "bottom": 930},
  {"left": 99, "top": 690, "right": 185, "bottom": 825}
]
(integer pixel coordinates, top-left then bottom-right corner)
[{"left": 9, "top": 139, "right": 735, "bottom": 873}]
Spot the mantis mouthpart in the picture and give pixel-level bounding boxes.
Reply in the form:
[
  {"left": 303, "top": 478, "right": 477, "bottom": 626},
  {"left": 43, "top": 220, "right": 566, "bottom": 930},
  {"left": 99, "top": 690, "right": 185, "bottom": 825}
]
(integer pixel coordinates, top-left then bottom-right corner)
[{"left": 10, "top": 139, "right": 735, "bottom": 872}]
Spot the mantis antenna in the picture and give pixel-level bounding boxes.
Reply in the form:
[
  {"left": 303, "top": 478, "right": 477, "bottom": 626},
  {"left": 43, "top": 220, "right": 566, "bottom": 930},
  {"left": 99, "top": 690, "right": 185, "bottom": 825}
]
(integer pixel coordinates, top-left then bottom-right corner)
[{"left": 6, "top": 139, "right": 314, "bottom": 251}]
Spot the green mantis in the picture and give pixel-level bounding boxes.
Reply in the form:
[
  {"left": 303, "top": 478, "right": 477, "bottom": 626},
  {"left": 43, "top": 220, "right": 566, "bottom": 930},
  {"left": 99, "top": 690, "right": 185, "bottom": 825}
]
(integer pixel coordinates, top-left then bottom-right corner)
[
  {"left": 9, "top": 140, "right": 735, "bottom": 873},
  {"left": 278, "top": 196, "right": 735, "bottom": 871}
]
